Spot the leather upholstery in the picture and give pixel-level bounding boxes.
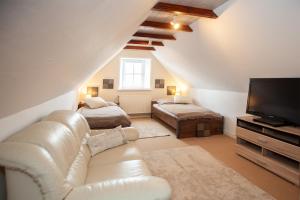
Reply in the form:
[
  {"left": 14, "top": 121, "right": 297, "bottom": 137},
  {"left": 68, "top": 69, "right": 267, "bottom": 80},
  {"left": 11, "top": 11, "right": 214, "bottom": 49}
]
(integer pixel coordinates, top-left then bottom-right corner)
[
  {"left": 88, "top": 142, "right": 142, "bottom": 167},
  {"left": 86, "top": 160, "right": 151, "bottom": 184},
  {"left": 6, "top": 169, "right": 42, "bottom": 200},
  {"left": 0, "top": 110, "right": 171, "bottom": 200},
  {"left": 0, "top": 141, "right": 71, "bottom": 200},
  {"left": 66, "top": 144, "right": 90, "bottom": 187},
  {"left": 8, "top": 122, "right": 80, "bottom": 176},
  {"left": 44, "top": 110, "right": 91, "bottom": 142},
  {"left": 66, "top": 176, "right": 172, "bottom": 200},
  {"left": 44, "top": 110, "right": 92, "bottom": 187}
]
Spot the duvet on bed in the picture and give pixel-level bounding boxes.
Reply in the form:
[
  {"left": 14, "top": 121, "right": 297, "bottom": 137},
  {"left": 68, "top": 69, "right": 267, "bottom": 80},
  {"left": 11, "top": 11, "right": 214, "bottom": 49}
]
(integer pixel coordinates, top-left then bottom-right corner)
[
  {"left": 77, "top": 105, "right": 131, "bottom": 129},
  {"left": 153, "top": 103, "right": 222, "bottom": 120}
]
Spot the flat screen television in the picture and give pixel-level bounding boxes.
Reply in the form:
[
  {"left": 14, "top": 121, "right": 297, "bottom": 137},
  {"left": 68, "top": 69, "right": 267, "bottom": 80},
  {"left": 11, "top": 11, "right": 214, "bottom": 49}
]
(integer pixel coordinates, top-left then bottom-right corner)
[{"left": 246, "top": 78, "right": 300, "bottom": 127}]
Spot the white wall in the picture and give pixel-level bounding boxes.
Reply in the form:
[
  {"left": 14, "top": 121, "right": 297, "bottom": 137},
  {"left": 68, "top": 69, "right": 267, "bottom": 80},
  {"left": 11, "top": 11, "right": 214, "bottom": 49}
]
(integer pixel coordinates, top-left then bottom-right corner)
[
  {"left": 0, "top": 0, "right": 157, "bottom": 118},
  {"left": 0, "top": 90, "right": 77, "bottom": 141},
  {"left": 82, "top": 50, "right": 188, "bottom": 114},
  {"left": 154, "top": 0, "right": 300, "bottom": 92},
  {"left": 190, "top": 88, "right": 247, "bottom": 138},
  {"left": 153, "top": 0, "right": 300, "bottom": 136}
]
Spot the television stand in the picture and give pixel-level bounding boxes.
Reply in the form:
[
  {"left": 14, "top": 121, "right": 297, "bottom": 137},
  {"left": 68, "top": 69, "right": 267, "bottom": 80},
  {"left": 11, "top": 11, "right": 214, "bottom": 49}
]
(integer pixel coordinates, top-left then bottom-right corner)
[
  {"left": 253, "top": 116, "right": 287, "bottom": 127},
  {"left": 236, "top": 116, "right": 300, "bottom": 186}
]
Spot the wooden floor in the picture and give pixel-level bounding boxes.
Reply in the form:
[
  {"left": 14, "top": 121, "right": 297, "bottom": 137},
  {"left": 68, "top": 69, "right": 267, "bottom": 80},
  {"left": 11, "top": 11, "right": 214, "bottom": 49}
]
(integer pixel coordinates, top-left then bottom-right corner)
[
  {"left": 183, "top": 135, "right": 300, "bottom": 200},
  {"left": 134, "top": 118, "right": 300, "bottom": 200}
]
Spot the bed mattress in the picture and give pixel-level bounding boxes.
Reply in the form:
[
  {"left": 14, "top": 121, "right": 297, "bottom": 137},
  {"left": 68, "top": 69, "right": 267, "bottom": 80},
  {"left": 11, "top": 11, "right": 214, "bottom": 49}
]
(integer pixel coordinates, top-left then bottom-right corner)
[
  {"left": 153, "top": 103, "right": 222, "bottom": 120},
  {"left": 77, "top": 105, "right": 131, "bottom": 129}
]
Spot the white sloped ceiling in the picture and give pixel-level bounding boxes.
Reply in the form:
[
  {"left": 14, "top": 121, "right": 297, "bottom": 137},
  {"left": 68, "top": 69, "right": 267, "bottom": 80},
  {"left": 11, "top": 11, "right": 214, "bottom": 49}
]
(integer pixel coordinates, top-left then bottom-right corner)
[
  {"left": 153, "top": 0, "right": 300, "bottom": 92},
  {"left": 0, "top": 0, "right": 157, "bottom": 118},
  {"left": 1, "top": 0, "right": 299, "bottom": 118}
]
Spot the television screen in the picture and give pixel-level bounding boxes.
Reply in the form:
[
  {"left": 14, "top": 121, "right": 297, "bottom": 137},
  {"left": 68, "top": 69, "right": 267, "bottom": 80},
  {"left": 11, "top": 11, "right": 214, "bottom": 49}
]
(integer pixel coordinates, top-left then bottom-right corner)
[{"left": 247, "top": 78, "right": 300, "bottom": 126}]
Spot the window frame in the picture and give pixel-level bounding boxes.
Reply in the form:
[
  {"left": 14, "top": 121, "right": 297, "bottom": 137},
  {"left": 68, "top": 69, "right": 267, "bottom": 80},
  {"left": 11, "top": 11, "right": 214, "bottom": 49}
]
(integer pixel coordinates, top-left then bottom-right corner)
[{"left": 119, "top": 58, "right": 151, "bottom": 91}]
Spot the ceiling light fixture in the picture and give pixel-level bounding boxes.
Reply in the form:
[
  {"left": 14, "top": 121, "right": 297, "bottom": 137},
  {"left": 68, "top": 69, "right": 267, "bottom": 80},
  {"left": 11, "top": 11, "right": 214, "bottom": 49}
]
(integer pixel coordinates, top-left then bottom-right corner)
[{"left": 170, "top": 15, "right": 181, "bottom": 30}]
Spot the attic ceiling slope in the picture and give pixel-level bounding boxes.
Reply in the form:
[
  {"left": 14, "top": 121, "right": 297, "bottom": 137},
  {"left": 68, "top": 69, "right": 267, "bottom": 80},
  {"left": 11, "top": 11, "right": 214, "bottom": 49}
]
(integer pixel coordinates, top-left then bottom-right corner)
[
  {"left": 153, "top": 0, "right": 300, "bottom": 92},
  {"left": 126, "top": 0, "right": 228, "bottom": 51},
  {"left": 0, "top": 0, "right": 157, "bottom": 118}
]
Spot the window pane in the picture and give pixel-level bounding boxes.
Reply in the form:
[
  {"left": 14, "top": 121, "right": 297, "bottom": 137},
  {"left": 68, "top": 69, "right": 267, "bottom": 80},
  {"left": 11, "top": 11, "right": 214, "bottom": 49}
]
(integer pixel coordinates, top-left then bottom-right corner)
[
  {"left": 133, "top": 74, "right": 143, "bottom": 88},
  {"left": 123, "top": 74, "right": 133, "bottom": 88},
  {"left": 120, "top": 58, "right": 151, "bottom": 89},
  {"left": 134, "top": 63, "right": 143, "bottom": 74},
  {"left": 124, "top": 62, "right": 134, "bottom": 74}
]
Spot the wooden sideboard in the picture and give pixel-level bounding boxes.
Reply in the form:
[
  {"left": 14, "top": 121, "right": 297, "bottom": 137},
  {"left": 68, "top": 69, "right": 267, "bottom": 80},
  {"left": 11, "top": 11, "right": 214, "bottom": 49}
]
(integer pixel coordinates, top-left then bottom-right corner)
[{"left": 236, "top": 116, "right": 300, "bottom": 186}]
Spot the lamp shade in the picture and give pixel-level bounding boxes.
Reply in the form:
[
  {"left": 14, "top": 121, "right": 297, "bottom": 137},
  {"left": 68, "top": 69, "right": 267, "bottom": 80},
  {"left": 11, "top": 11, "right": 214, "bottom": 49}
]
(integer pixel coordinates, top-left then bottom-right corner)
[
  {"left": 87, "top": 87, "right": 98, "bottom": 97},
  {"left": 167, "top": 86, "right": 176, "bottom": 95}
]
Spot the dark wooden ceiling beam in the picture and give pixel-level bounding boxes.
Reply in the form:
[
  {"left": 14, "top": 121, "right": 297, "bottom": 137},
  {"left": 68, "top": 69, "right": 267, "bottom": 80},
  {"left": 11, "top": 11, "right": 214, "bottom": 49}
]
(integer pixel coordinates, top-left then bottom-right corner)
[
  {"left": 152, "top": 2, "right": 218, "bottom": 19},
  {"left": 133, "top": 32, "right": 176, "bottom": 40},
  {"left": 128, "top": 39, "right": 149, "bottom": 45},
  {"left": 141, "top": 21, "right": 193, "bottom": 32},
  {"left": 124, "top": 46, "right": 156, "bottom": 51},
  {"left": 151, "top": 41, "right": 164, "bottom": 46},
  {"left": 127, "top": 40, "right": 164, "bottom": 47}
]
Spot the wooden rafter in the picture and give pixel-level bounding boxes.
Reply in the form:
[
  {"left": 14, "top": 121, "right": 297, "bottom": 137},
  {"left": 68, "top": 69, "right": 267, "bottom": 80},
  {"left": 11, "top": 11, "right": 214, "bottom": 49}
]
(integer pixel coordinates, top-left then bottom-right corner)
[
  {"left": 152, "top": 2, "right": 218, "bottom": 19},
  {"left": 141, "top": 21, "right": 193, "bottom": 32},
  {"left": 151, "top": 41, "right": 164, "bottom": 46},
  {"left": 133, "top": 32, "right": 176, "bottom": 40},
  {"left": 127, "top": 40, "right": 164, "bottom": 47},
  {"left": 128, "top": 39, "right": 149, "bottom": 45},
  {"left": 124, "top": 46, "right": 156, "bottom": 51}
]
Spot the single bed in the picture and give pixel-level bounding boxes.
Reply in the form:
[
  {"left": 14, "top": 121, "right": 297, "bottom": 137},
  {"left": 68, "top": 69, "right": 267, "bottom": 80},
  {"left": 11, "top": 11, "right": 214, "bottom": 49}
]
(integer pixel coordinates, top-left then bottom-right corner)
[
  {"left": 77, "top": 105, "right": 131, "bottom": 129},
  {"left": 151, "top": 102, "right": 223, "bottom": 138}
]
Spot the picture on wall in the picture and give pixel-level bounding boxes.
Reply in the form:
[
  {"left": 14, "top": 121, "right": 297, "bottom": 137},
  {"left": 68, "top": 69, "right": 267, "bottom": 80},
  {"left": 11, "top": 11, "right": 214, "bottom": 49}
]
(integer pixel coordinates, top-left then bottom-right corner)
[
  {"left": 155, "top": 79, "right": 165, "bottom": 88},
  {"left": 167, "top": 86, "right": 176, "bottom": 95},
  {"left": 87, "top": 87, "right": 99, "bottom": 97},
  {"left": 103, "top": 79, "right": 114, "bottom": 89}
]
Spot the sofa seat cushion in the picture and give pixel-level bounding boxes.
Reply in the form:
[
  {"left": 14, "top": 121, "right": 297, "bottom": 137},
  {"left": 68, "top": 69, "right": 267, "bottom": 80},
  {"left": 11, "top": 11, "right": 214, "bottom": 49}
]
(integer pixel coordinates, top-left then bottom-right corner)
[
  {"left": 66, "top": 176, "right": 172, "bottom": 200},
  {"left": 85, "top": 160, "right": 151, "bottom": 184},
  {"left": 89, "top": 142, "right": 141, "bottom": 167}
]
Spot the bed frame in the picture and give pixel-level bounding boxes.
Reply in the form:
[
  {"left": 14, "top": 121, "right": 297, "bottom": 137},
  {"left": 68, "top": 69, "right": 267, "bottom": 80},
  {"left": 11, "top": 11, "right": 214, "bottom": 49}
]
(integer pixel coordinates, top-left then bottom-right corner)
[{"left": 151, "top": 103, "right": 224, "bottom": 138}]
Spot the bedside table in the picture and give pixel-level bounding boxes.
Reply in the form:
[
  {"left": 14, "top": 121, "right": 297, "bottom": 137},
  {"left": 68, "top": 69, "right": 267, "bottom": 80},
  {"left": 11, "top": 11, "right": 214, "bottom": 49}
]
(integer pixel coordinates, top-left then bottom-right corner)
[
  {"left": 151, "top": 100, "right": 158, "bottom": 118},
  {"left": 78, "top": 102, "right": 85, "bottom": 109}
]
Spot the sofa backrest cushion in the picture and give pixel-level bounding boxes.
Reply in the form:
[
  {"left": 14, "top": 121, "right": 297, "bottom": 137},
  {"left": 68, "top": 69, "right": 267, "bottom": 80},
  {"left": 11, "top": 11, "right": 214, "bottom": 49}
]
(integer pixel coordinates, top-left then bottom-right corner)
[
  {"left": 0, "top": 142, "right": 71, "bottom": 200},
  {"left": 44, "top": 110, "right": 91, "bottom": 142},
  {"left": 43, "top": 110, "right": 91, "bottom": 186},
  {"left": 0, "top": 121, "right": 78, "bottom": 199},
  {"left": 8, "top": 121, "right": 79, "bottom": 176}
]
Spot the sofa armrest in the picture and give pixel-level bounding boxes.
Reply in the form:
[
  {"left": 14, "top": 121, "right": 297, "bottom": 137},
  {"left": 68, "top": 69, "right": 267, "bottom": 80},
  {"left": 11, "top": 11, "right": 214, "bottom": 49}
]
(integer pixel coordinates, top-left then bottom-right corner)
[
  {"left": 66, "top": 176, "right": 171, "bottom": 200},
  {"left": 122, "top": 127, "right": 139, "bottom": 141}
]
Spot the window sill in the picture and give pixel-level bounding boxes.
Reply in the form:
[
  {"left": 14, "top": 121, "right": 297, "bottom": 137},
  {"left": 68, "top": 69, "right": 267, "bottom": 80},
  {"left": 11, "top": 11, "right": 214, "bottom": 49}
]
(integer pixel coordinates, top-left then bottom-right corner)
[{"left": 118, "top": 89, "right": 152, "bottom": 92}]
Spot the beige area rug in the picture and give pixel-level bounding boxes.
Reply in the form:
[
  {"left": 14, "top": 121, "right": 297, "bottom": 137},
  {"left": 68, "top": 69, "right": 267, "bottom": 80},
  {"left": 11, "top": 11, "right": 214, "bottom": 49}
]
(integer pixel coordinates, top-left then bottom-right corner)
[
  {"left": 143, "top": 146, "right": 274, "bottom": 200},
  {"left": 131, "top": 118, "right": 172, "bottom": 139}
]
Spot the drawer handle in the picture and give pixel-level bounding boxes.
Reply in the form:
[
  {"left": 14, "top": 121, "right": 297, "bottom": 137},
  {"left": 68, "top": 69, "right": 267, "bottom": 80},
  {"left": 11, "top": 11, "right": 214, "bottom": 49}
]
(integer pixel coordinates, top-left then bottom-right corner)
[{"left": 257, "top": 138, "right": 268, "bottom": 144}]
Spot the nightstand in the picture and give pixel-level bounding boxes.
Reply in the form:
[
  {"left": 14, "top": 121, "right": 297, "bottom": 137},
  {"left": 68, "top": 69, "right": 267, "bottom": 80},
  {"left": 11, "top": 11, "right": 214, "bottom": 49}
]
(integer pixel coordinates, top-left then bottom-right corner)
[
  {"left": 151, "top": 100, "right": 158, "bottom": 118},
  {"left": 78, "top": 102, "right": 85, "bottom": 109}
]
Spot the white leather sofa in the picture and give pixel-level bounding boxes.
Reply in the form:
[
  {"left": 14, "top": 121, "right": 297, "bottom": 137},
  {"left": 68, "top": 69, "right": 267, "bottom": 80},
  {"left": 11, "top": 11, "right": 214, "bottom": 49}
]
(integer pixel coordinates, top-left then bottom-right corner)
[{"left": 0, "top": 110, "right": 171, "bottom": 200}]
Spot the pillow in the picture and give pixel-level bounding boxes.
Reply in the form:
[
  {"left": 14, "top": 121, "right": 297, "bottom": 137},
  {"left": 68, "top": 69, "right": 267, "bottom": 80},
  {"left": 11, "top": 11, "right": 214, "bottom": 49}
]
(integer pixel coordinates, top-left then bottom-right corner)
[
  {"left": 106, "top": 101, "right": 117, "bottom": 106},
  {"left": 87, "top": 126, "right": 127, "bottom": 156},
  {"left": 173, "top": 96, "right": 193, "bottom": 104},
  {"left": 85, "top": 97, "right": 108, "bottom": 109},
  {"left": 157, "top": 98, "right": 174, "bottom": 105}
]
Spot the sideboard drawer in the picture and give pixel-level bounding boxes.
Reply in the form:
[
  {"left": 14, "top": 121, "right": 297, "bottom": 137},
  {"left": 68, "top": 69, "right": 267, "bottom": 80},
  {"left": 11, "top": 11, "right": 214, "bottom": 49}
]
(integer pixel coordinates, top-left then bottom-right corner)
[
  {"left": 236, "top": 144, "right": 299, "bottom": 185},
  {"left": 237, "top": 127, "right": 300, "bottom": 162}
]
